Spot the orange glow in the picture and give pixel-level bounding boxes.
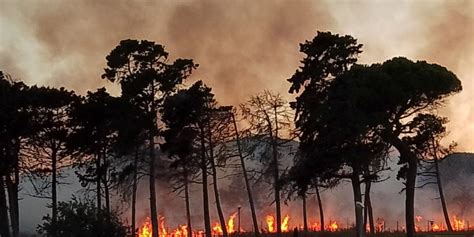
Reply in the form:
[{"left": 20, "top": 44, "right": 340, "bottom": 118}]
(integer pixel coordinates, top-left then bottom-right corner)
[
  {"left": 138, "top": 217, "right": 152, "bottom": 237},
  {"left": 195, "top": 230, "right": 204, "bottom": 237},
  {"left": 432, "top": 223, "right": 441, "bottom": 232},
  {"left": 328, "top": 220, "right": 338, "bottom": 232},
  {"left": 266, "top": 215, "right": 275, "bottom": 233},
  {"left": 281, "top": 215, "right": 290, "bottom": 232},
  {"left": 453, "top": 216, "right": 465, "bottom": 231},
  {"left": 227, "top": 212, "right": 237, "bottom": 234},
  {"left": 310, "top": 222, "right": 321, "bottom": 231},
  {"left": 170, "top": 225, "right": 188, "bottom": 237},
  {"left": 212, "top": 222, "right": 223, "bottom": 235},
  {"left": 376, "top": 218, "right": 385, "bottom": 232},
  {"left": 159, "top": 216, "right": 167, "bottom": 237}
]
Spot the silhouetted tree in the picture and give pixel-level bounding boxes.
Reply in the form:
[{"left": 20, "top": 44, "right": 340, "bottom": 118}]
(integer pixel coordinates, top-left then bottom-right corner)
[
  {"left": 0, "top": 71, "right": 30, "bottom": 237},
  {"left": 230, "top": 109, "right": 260, "bottom": 236},
  {"left": 288, "top": 31, "right": 461, "bottom": 237},
  {"left": 240, "top": 91, "right": 293, "bottom": 237},
  {"left": 24, "top": 86, "right": 78, "bottom": 237},
  {"left": 287, "top": 32, "right": 363, "bottom": 234},
  {"left": 112, "top": 100, "right": 148, "bottom": 237},
  {"left": 161, "top": 81, "right": 218, "bottom": 237},
  {"left": 69, "top": 88, "right": 123, "bottom": 218},
  {"left": 416, "top": 114, "right": 455, "bottom": 232},
  {"left": 102, "top": 39, "right": 197, "bottom": 237},
  {"left": 337, "top": 59, "right": 461, "bottom": 237}
]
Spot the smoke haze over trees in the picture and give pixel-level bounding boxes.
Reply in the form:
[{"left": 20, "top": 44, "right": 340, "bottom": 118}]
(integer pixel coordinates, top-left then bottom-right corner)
[{"left": 0, "top": 1, "right": 473, "bottom": 237}]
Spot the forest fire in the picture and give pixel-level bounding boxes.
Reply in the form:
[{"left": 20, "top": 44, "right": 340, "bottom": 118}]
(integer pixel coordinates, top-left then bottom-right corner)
[
  {"left": 138, "top": 217, "right": 152, "bottom": 237},
  {"left": 266, "top": 214, "right": 292, "bottom": 233},
  {"left": 266, "top": 215, "right": 275, "bottom": 232},
  {"left": 227, "top": 212, "right": 237, "bottom": 233},
  {"left": 160, "top": 216, "right": 167, "bottom": 237},
  {"left": 138, "top": 212, "right": 472, "bottom": 237},
  {"left": 328, "top": 220, "right": 339, "bottom": 232},
  {"left": 453, "top": 216, "right": 465, "bottom": 231},
  {"left": 281, "top": 215, "right": 290, "bottom": 232},
  {"left": 212, "top": 222, "right": 223, "bottom": 235}
]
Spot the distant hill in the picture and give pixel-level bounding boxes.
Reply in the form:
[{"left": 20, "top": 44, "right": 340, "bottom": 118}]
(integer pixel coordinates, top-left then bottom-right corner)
[{"left": 439, "top": 152, "right": 474, "bottom": 183}]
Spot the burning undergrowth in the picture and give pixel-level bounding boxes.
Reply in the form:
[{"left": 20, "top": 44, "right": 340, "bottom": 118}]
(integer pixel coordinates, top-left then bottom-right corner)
[{"left": 127, "top": 148, "right": 474, "bottom": 235}]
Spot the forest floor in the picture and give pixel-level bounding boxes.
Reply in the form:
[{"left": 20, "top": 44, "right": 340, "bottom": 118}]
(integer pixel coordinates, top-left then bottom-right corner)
[{"left": 241, "top": 231, "right": 474, "bottom": 237}]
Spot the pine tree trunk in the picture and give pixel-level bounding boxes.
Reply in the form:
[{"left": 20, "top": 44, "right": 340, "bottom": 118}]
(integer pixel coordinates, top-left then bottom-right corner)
[
  {"left": 210, "top": 158, "right": 228, "bottom": 237},
  {"left": 149, "top": 135, "right": 159, "bottom": 237},
  {"left": 434, "top": 153, "right": 453, "bottom": 231},
  {"left": 200, "top": 127, "right": 212, "bottom": 237},
  {"left": 208, "top": 121, "right": 228, "bottom": 237},
  {"left": 6, "top": 172, "right": 18, "bottom": 237},
  {"left": 364, "top": 181, "right": 374, "bottom": 234},
  {"left": 405, "top": 159, "right": 417, "bottom": 237},
  {"left": 104, "top": 178, "right": 110, "bottom": 216},
  {"left": 103, "top": 149, "right": 111, "bottom": 217},
  {"left": 131, "top": 148, "right": 139, "bottom": 236},
  {"left": 315, "top": 184, "right": 324, "bottom": 232},
  {"left": 51, "top": 150, "right": 58, "bottom": 237},
  {"left": 351, "top": 174, "right": 365, "bottom": 237},
  {"left": 387, "top": 134, "right": 417, "bottom": 237},
  {"left": 0, "top": 176, "right": 11, "bottom": 237},
  {"left": 302, "top": 193, "right": 308, "bottom": 232},
  {"left": 96, "top": 153, "right": 102, "bottom": 211},
  {"left": 95, "top": 153, "right": 103, "bottom": 236},
  {"left": 183, "top": 165, "right": 193, "bottom": 237},
  {"left": 272, "top": 106, "right": 281, "bottom": 237},
  {"left": 231, "top": 113, "right": 260, "bottom": 236}
]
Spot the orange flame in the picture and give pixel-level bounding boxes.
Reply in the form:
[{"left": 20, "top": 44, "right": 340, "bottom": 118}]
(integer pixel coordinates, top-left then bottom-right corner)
[
  {"left": 266, "top": 215, "right": 275, "bottom": 233},
  {"left": 170, "top": 225, "right": 188, "bottom": 237},
  {"left": 453, "top": 216, "right": 465, "bottom": 231},
  {"left": 328, "top": 220, "right": 338, "bottom": 232},
  {"left": 212, "top": 222, "right": 223, "bottom": 235},
  {"left": 432, "top": 223, "right": 441, "bottom": 232},
  {"left": 139, "top": 217, "right": 153, "bottom": 237},
  {"left": 159, "top": 216, "right": 167, "bottom": 237},
  {"left": 310, "top": 222, "right": 321, "bottom": 231},
  {"left": 281, "top": 215, "right": 290, "bottom": 232},
  {"left": 227, "top": 212, "right": 237, "bottom": 234},
  {"left": 266, "top": 214, "right": 292, "bottom": 233}
]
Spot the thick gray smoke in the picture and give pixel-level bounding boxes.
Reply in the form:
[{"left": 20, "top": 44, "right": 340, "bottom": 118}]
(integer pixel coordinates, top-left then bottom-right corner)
[{"left": 2, "top": 0, "right": 473, "bottom": 233}]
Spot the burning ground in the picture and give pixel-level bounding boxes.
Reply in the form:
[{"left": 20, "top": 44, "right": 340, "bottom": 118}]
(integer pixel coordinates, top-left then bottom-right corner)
[{"left": 18, "top": 145, "right": 473, "bottom": 234}]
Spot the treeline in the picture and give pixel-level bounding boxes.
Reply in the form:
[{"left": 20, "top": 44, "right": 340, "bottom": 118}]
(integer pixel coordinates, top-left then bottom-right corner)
[{"left": 0, "top": 32, "right": 462, "bottom": 237}]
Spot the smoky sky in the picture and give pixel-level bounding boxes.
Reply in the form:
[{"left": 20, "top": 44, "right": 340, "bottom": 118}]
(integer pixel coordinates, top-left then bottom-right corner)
[{"left": 0, "top": 0, "right": 473, "bottom": 150}]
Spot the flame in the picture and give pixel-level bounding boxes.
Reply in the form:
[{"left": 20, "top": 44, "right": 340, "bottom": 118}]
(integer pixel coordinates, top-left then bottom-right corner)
[
  {"left": 310, "top": 222, "right": 321, "bottom": 231},
  {"left": 159, "top": 216, "right": 167, "bottom": 237},
  {"left": 415, "top": 215, "right": 423, "bottom": 231},
  {"left": 432, "top": 223, "right": 441, "bottom": 232},
  {"left": 281, "top": 215, "right": 290, "bottom": 232},
  {"left": 265, "top": 214, "right": 291, "bottom": 233},
  {"left": 227, "top": 212, "right": 237, "bottom": 234},
  {"left": 328, "top": 220, "right": 338, "bottom": 232},
  {"left": 266, "top": 215, "right": 275, "bottom": 233},
  {"left": 170, "top": 225, "right": 188, "bottom": 237},
  {"left": 139, "top": 217, "right": 153, "bottom": 237},
  {"left": 212, "top": 222, "right": 223, "bottom": 235},
  {"left": 376, "top": 218, "right": 385, "bottom": 232},
  {"left": 453, "top": 216, "right": 465, "bottom": 231},
  {"left": 195, "top": 230, "right": 204, "bottom": 237}
]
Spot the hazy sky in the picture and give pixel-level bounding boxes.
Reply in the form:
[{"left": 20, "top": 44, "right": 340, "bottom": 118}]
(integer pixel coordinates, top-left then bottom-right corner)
[{"left": 1, "top": 0, "right": 473, "bottom": 150}]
